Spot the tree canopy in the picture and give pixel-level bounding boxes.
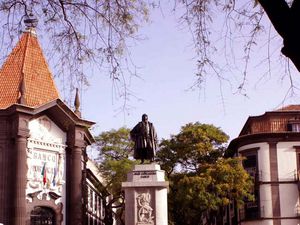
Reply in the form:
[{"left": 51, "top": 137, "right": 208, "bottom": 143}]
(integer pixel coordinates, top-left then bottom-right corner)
[
  {"left": 92, "top": 127, "right": 136, "bottom": 225},
  {"left": 157, "top": 122, "right": 229, "bottom": 175},
  {"left": 90, "top": 123, "right": 254, "bottom": 225},
  {"left": 156, "top": 122, "right": 253, "bottom": 225}
]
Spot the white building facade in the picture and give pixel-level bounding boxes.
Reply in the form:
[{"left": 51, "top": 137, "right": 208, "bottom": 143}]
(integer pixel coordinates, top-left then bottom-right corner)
[{"left": 228, "top": 105, "right": 300, "bottom": 225}]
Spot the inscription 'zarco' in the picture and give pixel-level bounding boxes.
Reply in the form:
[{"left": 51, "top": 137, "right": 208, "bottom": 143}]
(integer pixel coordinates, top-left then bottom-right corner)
[{"left": 133, "top": 171, "right": 156, "bottom": 178}]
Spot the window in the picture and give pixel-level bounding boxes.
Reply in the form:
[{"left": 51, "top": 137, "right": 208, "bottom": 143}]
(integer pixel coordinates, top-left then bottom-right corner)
[
  {"left": 295, "top": 146, "right": 300, "bottom": 180},
  {"left": 287, "top": 120, "right": 300, "bottom": 132},
  {"left": 292, "top": 123, "right": 300, "bottom": 132},
  {"left": 241, "top": 153, "right": 260, "bottom": 220}
]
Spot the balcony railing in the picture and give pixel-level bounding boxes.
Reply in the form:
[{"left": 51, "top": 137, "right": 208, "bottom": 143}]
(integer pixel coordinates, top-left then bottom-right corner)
[
  {"left": 252, "top": 170, "right": 299, "bottom": 183},
  {"left": 239, "top": 206, "right": 263, "bottom": 221},
  {"left": 241, "top": 117, "right": 299, "bottom": 135}
]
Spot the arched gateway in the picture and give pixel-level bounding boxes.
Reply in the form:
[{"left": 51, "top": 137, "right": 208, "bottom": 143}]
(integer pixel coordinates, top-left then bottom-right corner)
[{"left": 30, "top": 207, "right": 56, "bottom": 225}]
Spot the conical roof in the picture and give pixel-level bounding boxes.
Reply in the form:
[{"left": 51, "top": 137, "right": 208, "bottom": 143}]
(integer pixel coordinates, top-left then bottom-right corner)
[{"left": 0, "top": 30, "right": 60, "bottom": 109}]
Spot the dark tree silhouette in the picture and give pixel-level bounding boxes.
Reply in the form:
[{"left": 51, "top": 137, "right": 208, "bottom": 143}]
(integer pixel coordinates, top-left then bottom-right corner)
[{"left": 258, "top": 0, "right": 300, "bottom": 71}]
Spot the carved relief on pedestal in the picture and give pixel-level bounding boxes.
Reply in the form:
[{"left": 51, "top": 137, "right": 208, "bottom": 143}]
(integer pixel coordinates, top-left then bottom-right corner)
[{"left": 136, "top": 192, "right": 154, "bottom": 225}]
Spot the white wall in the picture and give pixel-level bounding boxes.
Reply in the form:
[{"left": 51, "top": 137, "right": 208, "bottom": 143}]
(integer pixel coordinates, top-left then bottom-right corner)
[
  {"left": 260, "top": 184, "right": 273, "bottom": 218},
  {"left": 239, "top": 142, "right": 270, "bottom": 182},
  {"left": 239, "top": 143, "right": 273, "bottom": 219},
  {"left": 86, "top": 159, "right": 104, "bottom": 183},
  {"left": 277, "top": 142, "right": 300, "bottom": 219},
  {"left": 279, "top": 183, "right": 299, "bottom": 217},
  {"left": 281, "top": 219, "right": 300, "bottom": 225},
  {"left": 239, "top": 141, "right": 300, "bottom": 225},
  {"left": 277, "top": 142, "right": 300, "bottom": 181}
]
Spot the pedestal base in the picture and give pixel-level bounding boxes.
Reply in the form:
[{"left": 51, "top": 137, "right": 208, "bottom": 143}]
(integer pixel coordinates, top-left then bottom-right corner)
[{"left": 122, "top": 164, "right": 169, "bottom": 225}]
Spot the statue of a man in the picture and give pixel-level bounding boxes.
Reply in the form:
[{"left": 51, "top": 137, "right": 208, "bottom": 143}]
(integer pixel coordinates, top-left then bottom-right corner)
[{"left": 130, "top": 114, "right": 157, "bottom": 164}]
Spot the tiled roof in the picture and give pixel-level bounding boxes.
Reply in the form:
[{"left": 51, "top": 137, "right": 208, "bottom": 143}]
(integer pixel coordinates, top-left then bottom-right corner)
[
  {"left": 0, "top": 30, "right": 60, "bottom": 109},
  {"left": 276, "top": 105, "right": 300, "bottom": 111}
]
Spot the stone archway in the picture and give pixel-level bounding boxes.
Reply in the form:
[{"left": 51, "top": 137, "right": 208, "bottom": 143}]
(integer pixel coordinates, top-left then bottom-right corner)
[
  {"left": 30, "top": 206, "right": 56, "bottom": 225},
  {"left": 26, "top": 191, "right": 63, "bottom": 225}
]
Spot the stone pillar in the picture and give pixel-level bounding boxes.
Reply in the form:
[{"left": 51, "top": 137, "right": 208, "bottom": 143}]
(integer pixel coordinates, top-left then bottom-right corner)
[
  {"left": 13, "top": 135, "right": 28, "bottom": 225},
  {"left": 69, "top": 146, "right": 83, "bottom": 225},
  {"left": 67, "top": 126, "right": 86, "bottom": 225},
  {"left": 13, "top": 116, "right": 29, "bottom": 225},
  {"left": 122, "top": 164, "right": 169, "bottom": 225}
]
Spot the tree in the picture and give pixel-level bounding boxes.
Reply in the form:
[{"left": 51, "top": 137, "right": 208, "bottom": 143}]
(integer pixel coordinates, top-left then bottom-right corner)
[
  {"left": 157, "top": 122, "right": 229, "bottom": 174},
  {"left": 0, "top": 0, "right": 299, "bottom": 102},
  {"left": 156, "top": 122, "right": 253, "bottom": 225},
  {"left": 92, "top": 127, "right": 136, "bottom": 225},
  {"left": 175, "top": 0, "right": 300, "bottom": 92},
  {"left": 257, "top": 0, "right": 300, "bottom": 71}
]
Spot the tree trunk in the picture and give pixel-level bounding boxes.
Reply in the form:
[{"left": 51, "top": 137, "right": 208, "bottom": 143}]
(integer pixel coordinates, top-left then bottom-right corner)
[
  {"left": 217, "top": 207, "right": 224, "bottom": 225},
  {"left": 258, "top": 0, "right": 300, "bottom": 71}
]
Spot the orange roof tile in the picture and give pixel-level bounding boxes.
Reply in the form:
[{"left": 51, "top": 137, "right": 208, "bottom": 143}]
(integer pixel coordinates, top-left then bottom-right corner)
[{"left": 0, "top": 30, "right": 60, "bottom": 109}]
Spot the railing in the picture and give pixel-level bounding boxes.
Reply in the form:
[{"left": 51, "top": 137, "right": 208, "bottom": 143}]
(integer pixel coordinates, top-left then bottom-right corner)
[
  {"left": 239, "top": 206, "right": 264, "bottom": 221},
  {"left": 241, "top": 117, "right": 298, "bottom": 135},
  {"left": 251, "top": 119, "right": 288, "bottom": 134},
  {"left": 255, "top": 170, "right": 298, "bottom": 182}
]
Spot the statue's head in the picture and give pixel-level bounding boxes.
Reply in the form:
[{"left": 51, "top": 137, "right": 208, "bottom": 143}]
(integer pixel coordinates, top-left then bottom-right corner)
[{"left": 142, "top": 114, "right": 148, "bottom": 122}]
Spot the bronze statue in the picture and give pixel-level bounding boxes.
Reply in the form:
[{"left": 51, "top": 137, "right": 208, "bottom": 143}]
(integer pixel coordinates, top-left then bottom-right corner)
[{"left": 130, "top": 114, "right": 157, "bottom": 164}]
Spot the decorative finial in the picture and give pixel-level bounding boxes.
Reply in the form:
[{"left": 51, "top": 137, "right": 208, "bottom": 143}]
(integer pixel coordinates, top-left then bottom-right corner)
[
  {"left": 74, "top": 88, "right": 81, "bottom": 117},
  {"left": 24, "top": 13, "right": 38, "bottom": 34},
  {"left": 18, "top": 77, "right": 27, "bottom": 105}
]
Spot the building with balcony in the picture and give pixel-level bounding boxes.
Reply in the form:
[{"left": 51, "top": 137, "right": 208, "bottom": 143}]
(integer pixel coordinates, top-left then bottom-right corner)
[{"left": 227, "top": 105, "right": 300, "bottom": 225}]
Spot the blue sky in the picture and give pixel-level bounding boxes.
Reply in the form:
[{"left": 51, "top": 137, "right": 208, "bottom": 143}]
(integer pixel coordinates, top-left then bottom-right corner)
[{"left": 70, "top": 2, "right": 300, "bottom": 141}]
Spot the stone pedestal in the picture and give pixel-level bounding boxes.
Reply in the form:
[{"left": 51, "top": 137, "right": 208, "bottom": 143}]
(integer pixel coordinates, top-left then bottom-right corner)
[{"left": 122, "top": 164, "right": 169, "bottom": 225}]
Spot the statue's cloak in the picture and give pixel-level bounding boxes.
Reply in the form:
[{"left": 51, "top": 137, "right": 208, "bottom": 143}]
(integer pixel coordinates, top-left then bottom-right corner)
[{"left": 130, "top": 122, "right": 157, "bottom": 159}]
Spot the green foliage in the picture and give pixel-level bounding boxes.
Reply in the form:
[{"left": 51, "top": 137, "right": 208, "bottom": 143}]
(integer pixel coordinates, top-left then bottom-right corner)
[
  {"left": 169, "top": 158, "right": 253, "bottom": 225},
  {"left": 156, "top": 138, "right": 178, "bottom": 178},
  {"left": 177, "top": 158, "right": 253, "bottom": 211},
  {"left": 205, "top": 158, "right": 254, "bottom": 207},
  {"left": 92, "top": 127, "right": 137, "bottom": 225},
  {"left": 100, "top": 158, "right": 134, "bottom": 194},
  {"left": 95, "top": 127, "right": 134, "bottom": 161},
  {"left": 175, "top": 122, "right": 229, "bottom": 167},
  {"left": 157, "top": 122, "right": 229, "bottom": 173},
  {"left": 94, "top": 127, "right": 136, "bottom": 193},
  {"left": 170, "top": 174, "right": 211, "bottom": 225},
  {"left": 156, "top": 122, "right": 253, "bottom": 225}
]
